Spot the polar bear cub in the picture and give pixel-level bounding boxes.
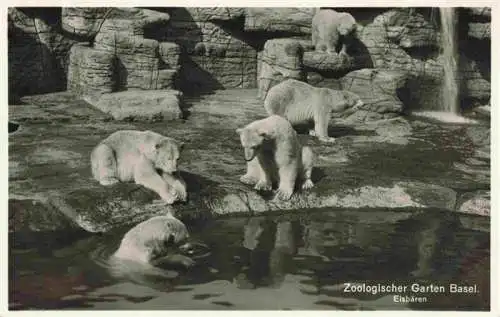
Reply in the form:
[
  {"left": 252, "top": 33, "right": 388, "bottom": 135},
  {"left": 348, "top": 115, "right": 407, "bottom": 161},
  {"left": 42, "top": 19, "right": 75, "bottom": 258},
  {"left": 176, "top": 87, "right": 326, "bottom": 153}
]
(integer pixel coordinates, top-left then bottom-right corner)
[
  {"left": 264, "top": 79, "right": 363, "bottom": 143},
  {"left": 236, "top": 115, "right": 314, "bottom": 200},
  {"left": 91, "top": 130, "right": 187, "bottom": 204}
]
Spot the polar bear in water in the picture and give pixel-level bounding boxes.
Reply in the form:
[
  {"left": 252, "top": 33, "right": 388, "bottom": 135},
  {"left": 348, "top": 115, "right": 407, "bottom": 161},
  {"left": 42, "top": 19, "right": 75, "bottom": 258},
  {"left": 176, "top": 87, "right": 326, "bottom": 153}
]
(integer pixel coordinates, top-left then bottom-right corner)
[
  {"left": 112, "top": 213, "right": 194, "bottom": 267},
  {"left": 105, "top": 212, "right": 197, "bottom": 283}
]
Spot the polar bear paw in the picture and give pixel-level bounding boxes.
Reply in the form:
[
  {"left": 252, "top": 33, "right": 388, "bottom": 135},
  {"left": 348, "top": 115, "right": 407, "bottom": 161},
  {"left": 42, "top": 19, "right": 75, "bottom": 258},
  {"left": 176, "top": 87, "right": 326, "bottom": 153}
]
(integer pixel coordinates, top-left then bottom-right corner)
[
  {"left": 254, "top": 180, "right": 272, "bottom": 191},
  {"left": 159, "top": 190, "right": 177, "bottom": 205},
  {"left": 275, "top": 187, "right": 294, "bottom": 201},
  {"left": 302, "top": 179, "right": 314, "bottom": 190},
  {"left": 310, "top": 130, "right": 336, "bottom": 143},
  {"left": 240, "top": 174, "right": 258, "bottom": 185},
  {"left": 99, "top": 177, "right": 120, "bottom": 186},
  {"left": 172, "top": 180, "right": 187, "bottom": 202},
  {"left": 319, "top": 136, "right": 336, "bottom": 143}
]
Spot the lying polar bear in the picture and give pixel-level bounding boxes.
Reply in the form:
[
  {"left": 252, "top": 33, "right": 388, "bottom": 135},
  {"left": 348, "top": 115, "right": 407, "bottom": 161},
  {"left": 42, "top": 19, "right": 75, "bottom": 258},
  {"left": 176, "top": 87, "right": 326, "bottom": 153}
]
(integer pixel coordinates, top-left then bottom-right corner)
[
  {"left": 236, "top": 115, "right": 314, "bottom": 200},
  {"left": 264, "top": 79, "right": 363, "bottom": 143},
  {"left": 91, "top": 130, "right": 187, "bottom": 204}
]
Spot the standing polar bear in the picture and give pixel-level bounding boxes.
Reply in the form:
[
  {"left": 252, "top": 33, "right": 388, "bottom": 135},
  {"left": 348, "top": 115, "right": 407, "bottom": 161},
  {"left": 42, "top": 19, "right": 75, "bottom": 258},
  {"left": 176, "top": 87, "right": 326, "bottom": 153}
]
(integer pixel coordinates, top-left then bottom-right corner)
[
  {"left": 264, "top": 79, "right": 363, "bottom": 143},
  {"left": 236, "top": 115, "right": 314, "bottom": 200},
  {"left": 312, "top": 9, "right": 358, "bottom": 55},
  {"left": 91, "top": 130, "right": 187, "bottom": 204}
]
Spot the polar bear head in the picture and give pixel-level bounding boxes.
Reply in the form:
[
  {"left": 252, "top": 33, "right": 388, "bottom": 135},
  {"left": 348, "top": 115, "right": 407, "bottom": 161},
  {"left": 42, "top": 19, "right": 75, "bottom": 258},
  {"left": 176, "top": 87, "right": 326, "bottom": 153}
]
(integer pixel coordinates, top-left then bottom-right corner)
[
  {"left": 325, "top": 88, "right": 364, "bottom": 114},
  {"left": 342, "top": 90, "right": 364, "bottom": 109},
  {"left": 153, "top": 138, "right": 184, "bottom": 173},
  {"left": 236, "top": 126, "right": 267, "bottom": 162},
  {"left": 113, "top": 214, "right": 190, "bottom": 264},
  {"left": 337, "top": 12, "right": 358, "bottom": 36}
]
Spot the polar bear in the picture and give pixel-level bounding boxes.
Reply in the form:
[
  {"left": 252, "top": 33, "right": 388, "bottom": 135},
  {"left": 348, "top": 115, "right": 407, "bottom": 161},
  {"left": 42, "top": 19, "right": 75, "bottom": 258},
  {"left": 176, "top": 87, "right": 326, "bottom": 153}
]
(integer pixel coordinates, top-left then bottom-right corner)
[
  {"left": 112, "top": 213, "right": 194, "bottom": 266},
  {"left": 91, "top": 130, "right": 187, "bottom": 204},
  {"left": 312, "top": 9, "right": 357, "bottom": 55},
  {"left": 106, "top": 213, "right": 197, "bottom": 284},
  {"left": 264, "top": 79, "right": 363, "bottom": 143},
  {"left": 236, "top": 115, "right": 314, "bottom": 200}
]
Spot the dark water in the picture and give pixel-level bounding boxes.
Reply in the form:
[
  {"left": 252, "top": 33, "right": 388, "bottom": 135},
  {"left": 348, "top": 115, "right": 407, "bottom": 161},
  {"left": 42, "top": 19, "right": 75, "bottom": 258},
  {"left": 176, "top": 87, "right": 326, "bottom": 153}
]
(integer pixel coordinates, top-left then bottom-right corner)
[{"left": 10, "top": 208, "right": 489, "bottom": 311}]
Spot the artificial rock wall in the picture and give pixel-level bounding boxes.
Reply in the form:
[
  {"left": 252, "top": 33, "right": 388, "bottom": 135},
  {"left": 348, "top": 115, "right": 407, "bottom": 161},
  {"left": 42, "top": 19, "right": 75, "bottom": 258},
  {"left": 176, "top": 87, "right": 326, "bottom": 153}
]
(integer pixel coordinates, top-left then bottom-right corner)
[{"left": 8, "top": 7, "right": 491, "bottom": 115}]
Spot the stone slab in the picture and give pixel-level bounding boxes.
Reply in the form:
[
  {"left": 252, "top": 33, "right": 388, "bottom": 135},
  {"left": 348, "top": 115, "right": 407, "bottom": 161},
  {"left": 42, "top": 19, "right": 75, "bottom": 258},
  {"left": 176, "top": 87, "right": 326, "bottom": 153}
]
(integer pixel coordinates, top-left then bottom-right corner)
[{"left": 91, "top": 90, "right": 184, "bottom": 121}]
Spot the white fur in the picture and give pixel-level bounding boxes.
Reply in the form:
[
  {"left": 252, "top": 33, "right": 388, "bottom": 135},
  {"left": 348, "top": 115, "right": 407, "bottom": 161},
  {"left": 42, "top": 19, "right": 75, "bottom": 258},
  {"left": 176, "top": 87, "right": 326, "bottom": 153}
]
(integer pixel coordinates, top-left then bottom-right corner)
[
  {"left": 107, "top": 214, "right": 194, "bottom": 282},
  {"left": 91, "top": 130, "right": 187, "bottom": 204},
  {"left": 113, "top": 214, "right": 189, "bottom": 263},
  {"left": 236, "top": 115, "right": 315, "bottom": 200},
  {"left": 312, "top": 9, "right": 357, "bottom": 54},
  {"left": 264, "top": 79, "right": 363, "bottom": 142}
]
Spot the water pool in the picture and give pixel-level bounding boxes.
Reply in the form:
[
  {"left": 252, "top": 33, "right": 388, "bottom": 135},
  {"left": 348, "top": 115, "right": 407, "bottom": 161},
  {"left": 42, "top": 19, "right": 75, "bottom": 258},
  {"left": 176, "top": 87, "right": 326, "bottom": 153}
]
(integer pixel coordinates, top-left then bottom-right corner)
[{"left": 9, "top": 207, "right": 489, "bottom": 311}]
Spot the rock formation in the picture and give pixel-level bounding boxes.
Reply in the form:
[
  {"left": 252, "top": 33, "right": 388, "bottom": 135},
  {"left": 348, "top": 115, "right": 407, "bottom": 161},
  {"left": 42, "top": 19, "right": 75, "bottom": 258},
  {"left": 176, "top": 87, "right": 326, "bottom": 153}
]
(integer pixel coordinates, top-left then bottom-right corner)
[
  {"left": 340, "top": 68, "right": 407, "bottom": 122},
  {"left": 159, "top": 8, "right": 258, "bottom": 92},
  {"left": 67, "top": 8, "right": 178, "bottom": 95},
  {"left": 257, "top": 38, "right": 312, "bottom": 99},
  {"left": 468, "top": 23, "right": 490, "bottom": 40},
  {"left": 356, "top": 9, "right": 444, "bottom": 111},
  {"left": 8, "top": 7, "right": 491, "bottom": 116},
  {"left": 61, "top": 7, "right": 110, "bottom": 39},
  {"left": 8, "top": 8, "right": 76, "bottom": 97},
  {"left": 63, "top": 8, "right": 184, "bottom": 120},
  {"left": 92, "top": 90, "right": 183, "bottom": 121},
  {"left": 244, "top": 8, "right": 315, "bottom": 33}
]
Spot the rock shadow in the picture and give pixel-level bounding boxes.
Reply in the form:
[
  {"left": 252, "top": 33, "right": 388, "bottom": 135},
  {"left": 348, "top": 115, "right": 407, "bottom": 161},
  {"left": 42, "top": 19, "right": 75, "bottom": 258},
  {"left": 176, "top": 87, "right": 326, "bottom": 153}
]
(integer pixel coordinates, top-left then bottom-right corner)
[
  {"left": 146, "top": 8, "right": 225, "bottom": 96},
  {"left": 9, "top": 122, "right": 20, "bottom": 134},
  {"left": 326, "top": 7, "right": 396, "bottom": 26},
  {"left": 176, "top": 170, "right": 221, "bottom": 223},
  {"left": 294, "top": 122, "right": 372, "bottom": 138},
  {"left": 179, "top": 56, "right": 226, "bottom": 95},
  {"left": 8, "top": 8, "right": 72, "bottom": 98},
  {"left": 9, "top": 229, "right": 91, "bottom": 254},
  {"left": 213, "top": 15, "right": 308, "bottom": 52},
  {"left": 8, "top": 24, "right": 61, "bottom": 97},
  {"left": 113, "top": 57, "right": 128, "bottom": 92}
]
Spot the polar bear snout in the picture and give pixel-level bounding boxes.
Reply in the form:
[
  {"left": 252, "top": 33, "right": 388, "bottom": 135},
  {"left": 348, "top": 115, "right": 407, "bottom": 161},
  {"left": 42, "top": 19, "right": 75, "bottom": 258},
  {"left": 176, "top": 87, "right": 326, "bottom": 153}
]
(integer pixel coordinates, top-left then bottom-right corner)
[
  {"left": 342, "top": 99, "right": 363, "bottom": 116},
  {"left": 159, "top": 160, "right": 178, "bottom": 173},
  {"left": 243, "top": 148, "right": 257, "bottom": 161}
]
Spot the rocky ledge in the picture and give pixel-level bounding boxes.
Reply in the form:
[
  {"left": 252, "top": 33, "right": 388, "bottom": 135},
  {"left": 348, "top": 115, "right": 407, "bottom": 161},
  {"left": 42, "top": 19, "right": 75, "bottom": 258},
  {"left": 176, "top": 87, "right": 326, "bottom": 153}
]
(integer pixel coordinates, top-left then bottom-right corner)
[{"left": 9, "top": 89, "right": 490, "bottom": 234}]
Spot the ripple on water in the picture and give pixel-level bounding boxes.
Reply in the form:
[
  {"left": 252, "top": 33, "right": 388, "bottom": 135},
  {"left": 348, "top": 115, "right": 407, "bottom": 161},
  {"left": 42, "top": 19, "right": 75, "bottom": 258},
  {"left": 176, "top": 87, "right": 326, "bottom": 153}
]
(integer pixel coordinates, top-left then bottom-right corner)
[{"left": 88, "top": 239, "right": 180, "bottom": 286}]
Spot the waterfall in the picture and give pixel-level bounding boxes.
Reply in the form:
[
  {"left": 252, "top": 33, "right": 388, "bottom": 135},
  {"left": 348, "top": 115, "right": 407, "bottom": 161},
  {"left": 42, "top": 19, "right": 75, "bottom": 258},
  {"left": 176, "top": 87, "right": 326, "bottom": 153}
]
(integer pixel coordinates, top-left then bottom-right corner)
[
  {"left": 439, "top": 7, "right": 459, "bottom": 114},
  {"left": 413, "top": 7, "right": 476, "bottom": 124}
]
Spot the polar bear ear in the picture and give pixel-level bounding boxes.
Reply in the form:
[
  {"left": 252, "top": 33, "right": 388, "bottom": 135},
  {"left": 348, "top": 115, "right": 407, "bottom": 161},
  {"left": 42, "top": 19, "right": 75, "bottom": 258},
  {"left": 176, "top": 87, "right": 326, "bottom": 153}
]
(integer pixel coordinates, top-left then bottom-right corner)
[{"left": 236, "top": 128, "right": 243, "bottom": 135}]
